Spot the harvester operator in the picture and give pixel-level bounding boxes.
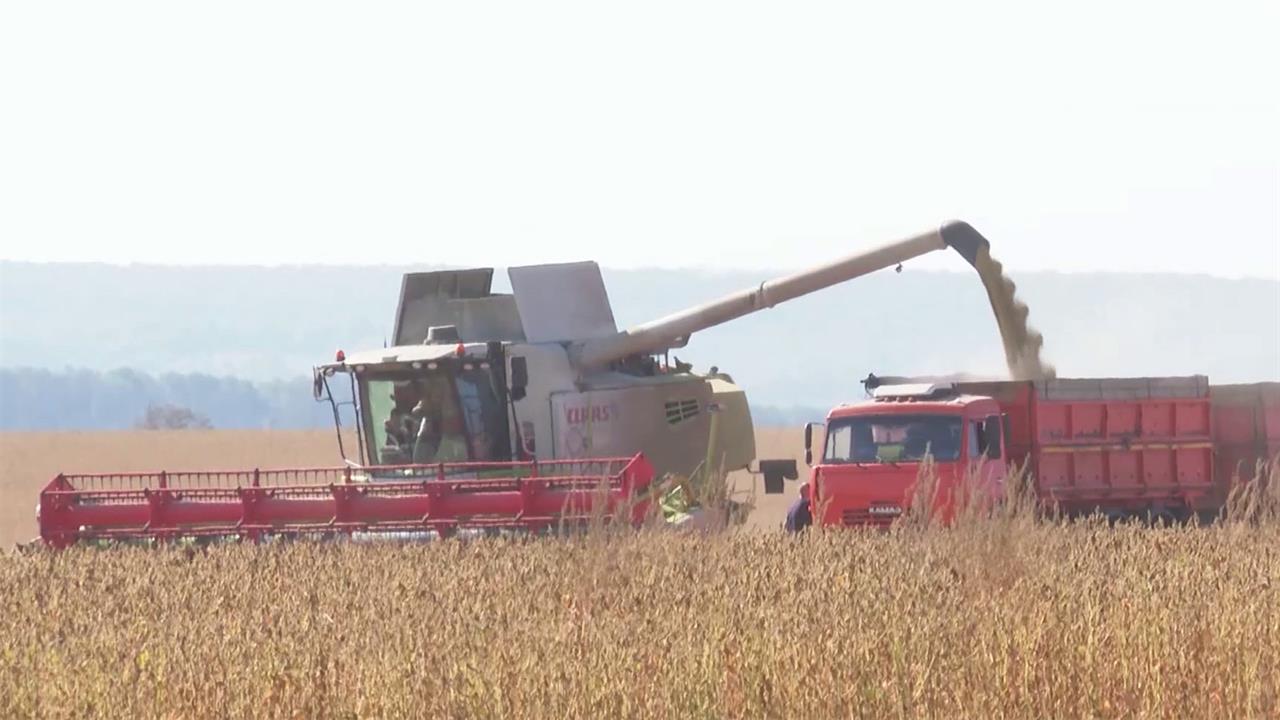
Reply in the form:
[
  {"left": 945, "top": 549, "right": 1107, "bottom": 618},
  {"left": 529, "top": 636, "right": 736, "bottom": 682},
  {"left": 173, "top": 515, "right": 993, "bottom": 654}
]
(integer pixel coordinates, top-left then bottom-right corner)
[
  {"left": 382, "top": 382, "right": 424, "bottom": 464},
  {"left": 410, "top": 377, "right": 469, "bottom": 463}
]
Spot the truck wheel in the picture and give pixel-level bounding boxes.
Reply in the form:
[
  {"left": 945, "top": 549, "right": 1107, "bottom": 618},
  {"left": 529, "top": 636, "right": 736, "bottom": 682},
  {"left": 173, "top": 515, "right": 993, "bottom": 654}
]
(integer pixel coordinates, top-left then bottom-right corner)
[
  {"left": 1146, "top": 509, "right": 1177, "bottom": 528},
  {"left": 784, "top": 497, "right": 812, "bottom": 533}
]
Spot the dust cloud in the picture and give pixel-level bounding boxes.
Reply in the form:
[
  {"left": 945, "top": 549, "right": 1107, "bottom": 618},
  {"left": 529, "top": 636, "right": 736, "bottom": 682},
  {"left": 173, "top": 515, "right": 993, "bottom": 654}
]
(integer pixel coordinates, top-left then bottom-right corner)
[{"left": 973, "top": 246, "right": 1056, "bottom": 381}]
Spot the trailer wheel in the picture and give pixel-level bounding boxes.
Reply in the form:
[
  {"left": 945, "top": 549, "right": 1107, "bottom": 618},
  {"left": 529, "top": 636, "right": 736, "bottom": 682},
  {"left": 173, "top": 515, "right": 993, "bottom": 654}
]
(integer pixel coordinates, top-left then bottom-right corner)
[
  {"left": 784, "top": 497, "right": 811, "bottom": 533},
  {"left": 1196, "top": 510, "right": 1221, "bottom": 527}
]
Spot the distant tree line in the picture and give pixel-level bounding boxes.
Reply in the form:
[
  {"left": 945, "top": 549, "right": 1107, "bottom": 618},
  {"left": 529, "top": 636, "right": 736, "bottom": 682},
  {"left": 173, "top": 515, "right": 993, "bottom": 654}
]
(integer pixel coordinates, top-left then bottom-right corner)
[
  {"left": 0, "top": 368, "right": 332, "bottom": 431},
  {"left": 0, "top": 367, "right": 823, "bottom": 431}
]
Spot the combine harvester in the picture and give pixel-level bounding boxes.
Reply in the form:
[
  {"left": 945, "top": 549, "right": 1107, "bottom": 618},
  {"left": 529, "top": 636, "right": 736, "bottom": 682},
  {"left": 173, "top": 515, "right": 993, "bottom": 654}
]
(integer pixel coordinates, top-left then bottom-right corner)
[
  {"left": 38, "top": 222, "right": 1001, "bottom": 548},
  {"left": 786, "top": 374, "right": 1280, "bottom": 530}
]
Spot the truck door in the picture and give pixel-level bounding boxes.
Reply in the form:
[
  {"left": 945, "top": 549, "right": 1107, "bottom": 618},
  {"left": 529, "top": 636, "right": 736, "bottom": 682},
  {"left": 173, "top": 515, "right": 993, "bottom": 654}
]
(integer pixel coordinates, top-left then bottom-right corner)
[{"left": 967, "top": 413, "right": 1008, "bottom": 503}]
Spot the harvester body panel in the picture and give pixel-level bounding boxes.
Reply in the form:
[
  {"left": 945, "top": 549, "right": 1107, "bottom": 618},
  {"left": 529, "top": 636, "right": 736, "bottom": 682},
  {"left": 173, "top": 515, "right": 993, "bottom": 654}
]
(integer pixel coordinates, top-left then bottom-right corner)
[
  {"left": 507, "top": 261, "right": 618, "bottom": 343},
  {"left": 549, "top": 374, "right": 717, "bottom": 480},
  {"left": 393, "top": 268, "right": 525, "bottom": 345}
]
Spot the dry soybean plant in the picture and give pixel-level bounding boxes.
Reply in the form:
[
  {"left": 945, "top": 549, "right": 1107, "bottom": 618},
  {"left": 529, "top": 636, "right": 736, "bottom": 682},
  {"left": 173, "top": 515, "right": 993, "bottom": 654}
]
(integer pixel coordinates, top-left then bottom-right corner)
[{"left": 1, "top": 469, "right": 1278, "bottom": 719}]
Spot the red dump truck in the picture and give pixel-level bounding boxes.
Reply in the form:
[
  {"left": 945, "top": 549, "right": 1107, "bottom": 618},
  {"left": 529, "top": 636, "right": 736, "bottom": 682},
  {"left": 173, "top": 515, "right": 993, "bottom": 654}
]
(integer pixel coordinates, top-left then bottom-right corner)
[{"left": 785, "top": 375, "right": 1280, "bottom": 530}]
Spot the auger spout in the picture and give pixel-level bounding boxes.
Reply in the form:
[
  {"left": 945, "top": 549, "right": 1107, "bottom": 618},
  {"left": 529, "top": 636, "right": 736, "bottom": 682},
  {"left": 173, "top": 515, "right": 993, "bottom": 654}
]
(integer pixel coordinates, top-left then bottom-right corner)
[{"left": 574, "top": 221, "right": 989, "bottom": 370}]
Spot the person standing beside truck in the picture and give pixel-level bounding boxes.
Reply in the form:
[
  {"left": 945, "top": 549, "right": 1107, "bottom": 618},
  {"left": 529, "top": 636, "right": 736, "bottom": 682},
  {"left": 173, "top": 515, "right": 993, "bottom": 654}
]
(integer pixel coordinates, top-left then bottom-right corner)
[{"left": 785, "top": 483, "right": 812, "bottom": 532}]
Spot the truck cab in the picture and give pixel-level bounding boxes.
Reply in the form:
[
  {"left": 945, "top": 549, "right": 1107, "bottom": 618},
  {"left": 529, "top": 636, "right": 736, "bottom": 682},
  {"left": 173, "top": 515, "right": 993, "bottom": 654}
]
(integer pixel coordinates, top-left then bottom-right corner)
[{"left": 792, "top": 382, "right": 1007, "bottom": 529}]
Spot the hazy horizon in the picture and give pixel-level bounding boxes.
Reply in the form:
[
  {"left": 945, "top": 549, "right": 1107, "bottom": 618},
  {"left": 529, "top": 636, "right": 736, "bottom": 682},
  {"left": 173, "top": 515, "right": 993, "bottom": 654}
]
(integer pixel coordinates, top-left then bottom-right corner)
[{"left": 4, "top": 261, "right": 1276, "bottom": 401}]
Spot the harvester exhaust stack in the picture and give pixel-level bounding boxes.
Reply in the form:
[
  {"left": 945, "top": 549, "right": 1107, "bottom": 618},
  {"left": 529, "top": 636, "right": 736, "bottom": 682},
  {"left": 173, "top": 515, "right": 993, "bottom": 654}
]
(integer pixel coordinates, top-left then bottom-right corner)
[{"left": 574, "top": 222, "right": 989, "bottom": 370}]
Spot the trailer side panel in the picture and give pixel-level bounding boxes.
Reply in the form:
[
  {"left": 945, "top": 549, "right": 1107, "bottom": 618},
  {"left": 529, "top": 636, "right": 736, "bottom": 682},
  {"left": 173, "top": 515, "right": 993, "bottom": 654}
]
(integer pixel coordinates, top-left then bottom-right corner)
[{"left": 1211, "top": 382, "right": 1280, "bottom": 487}]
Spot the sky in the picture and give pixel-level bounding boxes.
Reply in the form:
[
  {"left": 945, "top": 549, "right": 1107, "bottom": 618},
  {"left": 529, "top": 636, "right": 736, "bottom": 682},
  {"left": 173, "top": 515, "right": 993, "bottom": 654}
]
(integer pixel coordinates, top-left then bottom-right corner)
[{"left": 1, "top": 1, "right": 1277, "bottom": 279}]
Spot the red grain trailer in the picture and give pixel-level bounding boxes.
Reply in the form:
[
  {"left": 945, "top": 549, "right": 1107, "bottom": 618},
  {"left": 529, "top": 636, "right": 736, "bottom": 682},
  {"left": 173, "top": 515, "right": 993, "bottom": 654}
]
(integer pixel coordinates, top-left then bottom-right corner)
[{"left": 788, "top": 376, "right": 1279, "bottom": 530}]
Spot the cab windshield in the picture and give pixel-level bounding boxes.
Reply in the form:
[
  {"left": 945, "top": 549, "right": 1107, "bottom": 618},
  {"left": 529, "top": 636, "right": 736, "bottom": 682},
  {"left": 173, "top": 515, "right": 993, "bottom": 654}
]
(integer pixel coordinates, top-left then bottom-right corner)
[
  {"left": 824, "top": 414, "right": 963, "bottom": 463},
  {"left": 361, "top": 365, "right": 507, "bottom": 465}
]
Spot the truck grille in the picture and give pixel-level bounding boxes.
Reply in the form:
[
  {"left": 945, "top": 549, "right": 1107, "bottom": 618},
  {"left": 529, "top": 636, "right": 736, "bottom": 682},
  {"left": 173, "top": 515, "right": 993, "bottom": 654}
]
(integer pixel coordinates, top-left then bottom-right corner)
[{"left": 841, "top": 509, "right": 896, "bottom": 528}]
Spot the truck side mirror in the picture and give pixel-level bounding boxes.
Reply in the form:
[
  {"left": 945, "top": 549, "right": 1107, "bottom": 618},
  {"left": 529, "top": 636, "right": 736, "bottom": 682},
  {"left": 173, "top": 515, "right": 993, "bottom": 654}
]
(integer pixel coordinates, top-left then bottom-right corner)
[
  {"left": 758, "top": 459, "right": 798, "bottom": 494},
  {"left": 510, "top": 356, "right": 528, "bottom": 402},
  {"left": 803, "top": 422, "right": 815, "bottom": 466}
]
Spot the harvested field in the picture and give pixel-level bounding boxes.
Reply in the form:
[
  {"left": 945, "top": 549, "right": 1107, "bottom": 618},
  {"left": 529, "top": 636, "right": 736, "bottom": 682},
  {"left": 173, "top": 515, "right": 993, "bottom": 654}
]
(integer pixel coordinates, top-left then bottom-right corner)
[
  {"left": 0, "top": 430, "right": 350, "bottom": 548},
  {"left": 2, "top": 518, "right": 1278, "bottom": 718}
]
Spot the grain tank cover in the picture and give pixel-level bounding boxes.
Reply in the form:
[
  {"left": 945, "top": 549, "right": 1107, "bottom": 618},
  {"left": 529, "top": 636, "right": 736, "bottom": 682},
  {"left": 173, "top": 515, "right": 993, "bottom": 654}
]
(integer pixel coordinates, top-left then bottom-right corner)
[
  {"left": 392, "top": 268, "right": 525, "bottom": 345},
  {"left": 872, "top": 383, "right": 958, "bottom": 400},
  {"left": 508, "top": 261, "right": 618, "bottom": 343}
]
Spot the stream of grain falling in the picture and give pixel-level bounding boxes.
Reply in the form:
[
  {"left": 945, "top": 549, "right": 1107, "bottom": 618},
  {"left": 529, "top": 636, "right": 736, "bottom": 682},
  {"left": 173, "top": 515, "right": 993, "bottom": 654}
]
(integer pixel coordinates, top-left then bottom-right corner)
[{"left": 973, "top": 245, "right": 1056, "bottom": 381}]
